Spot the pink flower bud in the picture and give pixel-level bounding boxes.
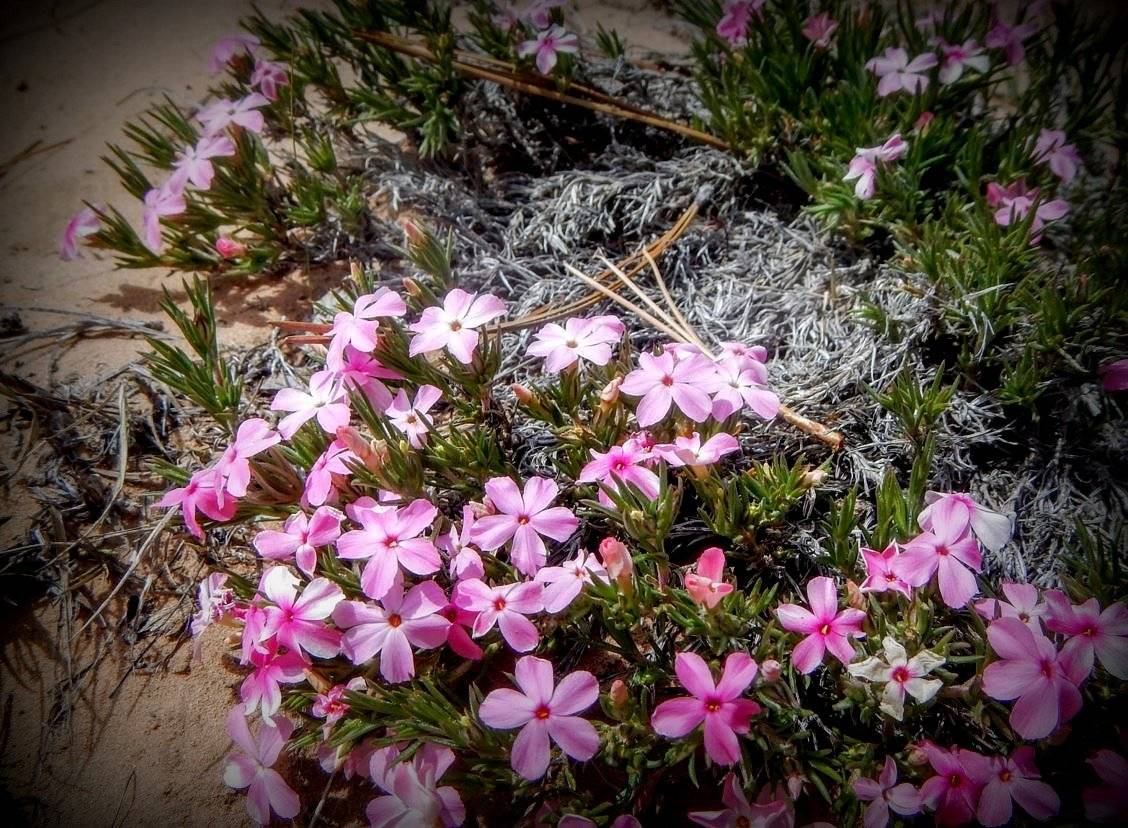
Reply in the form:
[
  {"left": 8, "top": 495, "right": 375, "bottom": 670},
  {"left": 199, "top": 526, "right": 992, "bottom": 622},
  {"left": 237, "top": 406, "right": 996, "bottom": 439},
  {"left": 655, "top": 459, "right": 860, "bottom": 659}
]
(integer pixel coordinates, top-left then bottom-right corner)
[
  {"left": 335, "top": 426, "right": 386, "bottom": 470},
  {"left": 760, "top": 659, "right": 781, "bottom": 683},
  {"left": 215, "top": 236, "right": 246, "bottom": 258},
  {"left": 402, "top": 276, "right": 424, "bottom": 298},
  {"left": 914, "top": 111, "right": 935, "bottom": 131},
  {"left": 598, "top": 537, "right": 634, "bottom": 588},
  {"left": 599, "top": 376, "right": 622, "bottom": 405},
  {"left": 786, "top": 773, "right": 806, "bottom": 801},
  {"left": 402, "top": 218, "right": 424, "bottom": 247},
  {"left": 511, "top": 383, "right": 535, "bottom": 405},
  {"left": 609, "top": 679, "right": 629, "bottom": 710}
]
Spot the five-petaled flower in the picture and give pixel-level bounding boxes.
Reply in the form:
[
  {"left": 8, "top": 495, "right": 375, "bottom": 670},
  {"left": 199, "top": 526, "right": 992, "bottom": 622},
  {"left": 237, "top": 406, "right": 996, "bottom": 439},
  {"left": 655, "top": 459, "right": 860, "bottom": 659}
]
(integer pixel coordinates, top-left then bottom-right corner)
[
  {"left": 386, "top": 384, "right": 443, "bottom": 449},
  {"left": 536, "top": 549, "right": 608, "bottom": 613},
  {"left": 578, "top": 438, "right": 660, "bottom": 507},
  {"left": 471, "top": 476, "right": 579, "bottom": 576},
  {"left": 408, "top": 289, "right": 506, "bottom": 364},
  {"left": 223, "top": 704, "right": 300, "bottom": 825},
  {"left": 1044, "top": 590, "right": 1128, "bottom": 680},
  {"left": 847, "top": 636, "right": 945, "bottom": 721},
  {"left": 865, "top": 47, "right": 939, "bottom": 96},
  {"left": 852, "top": 757, "right": 923, "bottom": 828},
  {"left": 271, "top": 369, "right": 350, "bottom": 440},
  {"left": 366, "top": 742, "right": 465, "bottom": 827},
  {"left": 684, "top": 546, "right": 734, "bottom": 610},
  {"left": 255, "top": 506, "right": 343, "bottom": 576},
  {"left": 336, "top": 498, "right": 442, "bottom": 600},
  {"left": 259, "top": 566, "right": 343, "bottom": 660},
  {"left": 140, "top": 180, "right": 187, "bottom": 253},
  {"left": 197, "top": 93, "right": 270, "bottom": 135},
  {"left": 527, "top": 315, "right": 623, "bottom": 372},
  {"left": 844, "top": 133, "right": 908, "bottom": 200},
  {"left": 59, "top": 205, "right": 101, "bottom": 260},
  {"left": 454, "top": 578, "right": 544, "bottom": 652},
  {"left": 894, "top": 496, "right": 983, "bottom": 608},
  {"left": 936, "top": 38, "right": 990, "bottom": 84},
  {"left": 961, "top": 746, "right": 1060, "bottom": 827},
  {"left": 802, "top": 12, "right": 838, "bottom": 50},
  {"left": 171, "top": 133, "right": 236, "bottom": 190},
  {"left": 516, "top": 25, "right": 579, "bottom": 75},
  {"left": 859, "top": 542, "right": 913, "bottom": 598},
  {"left": 621, "top": 350, "right": 716, "bottom": 427},
  {"left": 1033, "top": 129, "right": 1082, "bottom": 183},
  {"left": 775, "top": 576, "right": 867, "bottom": 673}
]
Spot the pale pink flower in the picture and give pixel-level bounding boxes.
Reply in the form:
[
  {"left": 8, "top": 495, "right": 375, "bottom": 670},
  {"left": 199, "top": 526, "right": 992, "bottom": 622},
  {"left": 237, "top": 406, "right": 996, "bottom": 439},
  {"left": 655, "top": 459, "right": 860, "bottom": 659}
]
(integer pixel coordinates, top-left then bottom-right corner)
[
  {"left": 578, "top": 440, "right": 660, "bottom": 508},
  {"left": 310, "top": 677, "right": 365, "bottom": 727},
  {"left": 801, "top": 13, "right": 838, "bottom": 50},
  {"left": 157, "top": 467, "right": 236, "bottom": 540},
  {"left": 690, "top": 773, "right": 794, "bottom": 827},
  {"left": 986, "top": 179, "right": 1069, "bottom": 241},
  {"left": 240, "top": 644, "right": 308, "bottom": 719},
  {"left": 775, "top": 576, "right": 866, "bottom": 673},
  {"left": 453, "top": 578, "right": 543, "bottom": 652},
  {"left": 303, "top": 439, "right": 356, "bottom": 507},
  {"left": 516, "top": 25, "right": 579, "bottom": 75},
  {"left": 715, "top": 1, "right": 763, "bottom": 47},
  {"left": 918, "top": 491, "right": 1012, "bottom": 552},
  {"left": 536, "top": 549, "right": 608, "bottom": 613},
  {"left": 140, "top": 180, "right": 186, "bottom": 253},
  {"left": 847, "top": 636, "right": 944, "bottom": 721},
  {"left": 198, "top": 93, "right": 270, "bottom": 136},
  {"left": 651, "top": 651, "right": 760, "bottom": 766},
  {"left": 259, "top": 566, "right": 342, "bottom": 659},
  {"left": 212, "top": 417, "right": 279, "bottom": 506},
  {"left": 865, "top": 47, "right": 938, "bottom": 96},
  {"left": 982, "top": 617, "right": 1084, "bottom": 739},
  {"left": 858, "top": 542, "right": 912, "bottom": 598},
  {"left": 844, "top": 134, "right": 909, "bottom": 200},
  {"left": 974, "top": 582, "right": 1046, "bottom": 630},
  {"left": 386, "top": 384, "right": 442, "bottom": 449},
  {"left": 479, "top": 655, "right": 599, "bottom": 780},
  {"left": 961, "top": 746, "right": 1060, "bottom": 827},
  {"left": 367, "top": 743, "right": 465, "bottom": 827},
  {"left": 333, "top": 577, "right": 449, "bottom": 682},
  {"left": 59, "top": 205, "right": 101, "bottom": 260},
  {"left": 327, "top": 288, "right": 407, "bottom": 358},
  {"left": 893, "top": 498, "right": 982, "bottom": 608},
  {"left": 215, "top": 236, "right": 246, "bottom": 258},
  {"left": 986, "top": 19, "right": 1038, "bottom": 66},
  {"left": 190, "top": 572, "right": 236, "bottom": 646},
  {"left": 918, "top": 742, "right": 985, "bottom": 827},
  {"left": 527, "top": 315, "right": 622, "bottom": 372},
  {"left": 936, "top": 39, "right": 990, "bottom": 84},
  {"left": 271, "top": 370, "right": 350, "bottom": 440},
  {"left": 709, "top": 353, "right": 780, "bottom": 421},
  {"left": 1033, "top": 129, "right": 1081, "bottom": 183},
  {"left": 254, "top": 506, "right": 343, "bottom": 576},
  {"left": 1084, "top": 749, "right": 1128, "bottom": 823},
  {"left": 439, "top": 505, "right": 485, "bottom": 581},
  {"left": 471, "top": 476, "right": 579, "bottom": 576},
  {"left": 408, "top": 289, "right": 506, "bottom": 364},
  {"left": 171, "top": 133, "right": 236, "bottom": 190},
  {"left": 852, "top": 757, "right": 922, "bottom": 828},
  {"left": 521, "top": 0, "right": 565, "bottom": 30},
  {"left": 1100, "top": 359, "right": 1128, "bottom": 391},
  {"left": 251, "top": 59, "right": 289, "bottom": 101},
  {"left": 337, "top": 498, "right": 441, "bottom": 600},
  {"left": 223, "top": 705, "right": 299, "bottom": 825},
  {"left": 209, "top": 34, "right": 260, "bottom": 74},
  {"left": 622, "top": 350, "right": 715, "bottom": 426},
  {"left": 655, "top": 432, "right": 740, "bottom": 468},
  {"left": 684, "top": 546, "right": 734, "bottom": 609},
  {"left": 1044, "top": 590, "right": 1128, "bottom": 680}
]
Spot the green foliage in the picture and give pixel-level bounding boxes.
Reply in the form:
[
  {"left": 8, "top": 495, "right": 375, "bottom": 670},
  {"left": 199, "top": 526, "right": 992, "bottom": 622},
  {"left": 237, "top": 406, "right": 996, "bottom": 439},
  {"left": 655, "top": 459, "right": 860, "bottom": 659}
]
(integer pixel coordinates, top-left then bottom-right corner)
[{"left": 868, "top": 364, "right": 955, "bottom": 445}]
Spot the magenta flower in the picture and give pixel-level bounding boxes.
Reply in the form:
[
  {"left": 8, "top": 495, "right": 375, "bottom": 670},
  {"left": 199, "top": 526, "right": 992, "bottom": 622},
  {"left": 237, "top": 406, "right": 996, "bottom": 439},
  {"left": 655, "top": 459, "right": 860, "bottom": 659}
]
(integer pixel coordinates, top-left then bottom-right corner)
[
  {"left": 536, "top": 549, "right": 608, "bottom": 613},
  {"left": 655, "top": 432, "right": 740, "bottom": 468},
  {"left": 327, "top": 288, "right": 407, "bottom": 358},
  {"left": 328, "top": 344, "right": 400, "bottom": 405},
  {"left": 215, "top": 236, "right": 246, "bottom": 258},
  {"left": 386, "top": 384, "right": 442, "bottom": 449},
  {"left": 621, "top": 350, "right": 715, "bottom": 427},
  {"left": 471, "top": 476, "right": 579, "bottom": 576},
  {"left": 801, "top": 12, "right": 838, "bottom": 50},
  {"left": 209, "top": 33, "right": 260, "bottom": 74},
  {"left": 251, "top": 59, "right": 289, "bottom": 101},
  {"left": 439, "top": 505, "right": 486, "bottom": 581},
  {"left": 259, "top": 566, "right": 342, "bottom": 659},
  {"left": 303, "top": 439, "right": 356, "bottom": 507},
  {"left": 516, "top": 25, "right": 580, "bottom": 75},
  {"left": 918, "top": 491, "right": 1012, "bottom": 552},
  {"left": 255, "top": 506, "right": 342, "bottom": 576},
  {"left": 171, "top": 133, "right": 236, "bottom": 190},
  {"left": 240, "top": 645, "right": 308, "bottom": 719},
  {"left": 223, "top": 705, "right": 300, "bottom": 825},
  {"left": 453, "top": 578, "right": 544, "bottom": 652},
  {"left": 578, "top": 439, "right": 660, "bottom": 508},
  {"left": 310, "top": 677, "right": 365, "bottom": 727},
  {"left": 986, "top": 179, "right": 1069, "bottom": 241},
  {"left": 961, "top": 746, "right": 1060, "bottom": 827},
  {"left": 157, "top": 467, "right": 237, "bottom": 540},
  {"left": 690, "top": 774, "right": 790, "bottom": 827},
  {"left": 1100, "top": 358, "right": 1128, "bottom": 392},
  {"left": 408, "top": 288, "right": 506, "bottom": 364},
  {"left": 651, "top": 651, "right": 760, "bottom": 766},
  {"left": 986, "top": 19, "right": 1038, "bottom": 66},
  {"left": 859, "top": 542, "right": 912, "bottom": 598},
  {"left": 852, "top": 757, "right": 922, "bottom": 828},
  {"left": 336, "top": 498, "right": 442, "bottom": 600},
  {"left": 333, "top": 577, "right": 449, "bottom": 682},
  {"left": 775, "top": 576, "right": 866, "bottom": 673},
  {"left": 684, "top": 547, "right": 734, "bottom": 610},
  {"left": 982, "top": 617, "right": 1084, "bottom": 739},
  {"left": 936, "top": 39, "right": 990, "bottom": 84},
  {"left": 367, "top": 743, "right": 465, "bottom": 827},
  {"left": 1044, "top": 590, "right": 1128, "bottom": 680},
  {"left": 865, "top": 48, "right": 939, "bottom": 96},
  {"left": 59, "top": 205, "right": 101, "bottom": 260},
  {"left": 1084, "top": 749, "right": 1128, "bottom": 823},
  {"left": 709, "top": 354, "right": 779, "bottom": 421},
  {"left": 197, "top": 93, "right": 270, "bottom": 136},
  {"left": 893, "top": 499, "right": 982, "bottom": 609},
  {"left": 844, "top": 133, "right": 908, "bottom": 200},
  {"left": 271, "top": 370, "right": 350, "bottom": 440},
  {"left": 1033, "top": 129, "right": 1081, "bottom": 183},
  {"left": 715, "top": 0, "right": 763, "bottom": 47},
  {"left": 974, "top": 582, "right": 1046, "bottom": 629},
  {"left": 436, "top": 600, "right": 484, "bottom": 660},
  {"left": 479, "top": 655, "right": 599, "bottom": 780},
  {"left": 140, "top": 180, "right": 186, "bottom": 253},
  {"left": 527, "top": 315, "right": 623, "bottom": 372},
  {"left": 212, "top": 417, "right": 279, "bottom": 506},
  {"left": 919, "top": 742, "right": 985, "bottom": 827}
]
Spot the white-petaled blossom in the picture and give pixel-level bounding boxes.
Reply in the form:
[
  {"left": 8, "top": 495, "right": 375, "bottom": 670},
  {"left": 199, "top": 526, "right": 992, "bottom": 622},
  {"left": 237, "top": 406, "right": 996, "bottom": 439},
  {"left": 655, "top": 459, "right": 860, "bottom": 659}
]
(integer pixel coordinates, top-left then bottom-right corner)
[{"left": 847, "top": 636, "right": 945, "bottom": 721}]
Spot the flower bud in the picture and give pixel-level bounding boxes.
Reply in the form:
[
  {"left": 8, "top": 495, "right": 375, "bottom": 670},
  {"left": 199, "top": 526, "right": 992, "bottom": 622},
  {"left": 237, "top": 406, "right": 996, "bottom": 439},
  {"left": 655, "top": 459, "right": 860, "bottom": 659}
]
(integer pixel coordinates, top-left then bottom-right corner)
[
  {"left": 510, "top": 383, "right": 535, "bottom": 405},
  {"left": 907, "top": 744, "right": 929, "bottom": 766},
  {"left": 598, "top": 537, "right": 634, "bottom": 590},
  {"left": 786, "top": 773, "right": 807, "bottom": 801},
  {"left": 335, "top": 426, "right": 386, "bottom": 471},
  {"left": 845, "top": 579, "right": 866, "bottom": 610},
  {"left": 599, "top": 377, "right": 622, "bottom": 407},
  {"left": 215, "top": 236, "right": 246, "bottom": 259},
  {"left": 402, "top": 218, "right": 424, "bottom": 247},
  {"left": 914, "top": 110, "right": 935, "bottom": 131},
  {"left": 760, "top": 659, "right": 782, "bottom": 683},
  {"left": 609, "top": 679, "right": 629, "bottom": 712},
  {"left": 402, "top": 276, "right": 424, "bottom": 298},
  {"left": 800, "top": 468, "right": 827, "bottom": 489}
]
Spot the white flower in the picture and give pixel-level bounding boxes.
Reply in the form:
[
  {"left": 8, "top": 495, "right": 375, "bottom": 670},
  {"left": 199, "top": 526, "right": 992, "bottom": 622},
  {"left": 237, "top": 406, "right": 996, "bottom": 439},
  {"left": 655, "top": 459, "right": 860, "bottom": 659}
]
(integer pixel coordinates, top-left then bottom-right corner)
[{"left": 847, "top": 636, "right": 944, "bottom": 720}]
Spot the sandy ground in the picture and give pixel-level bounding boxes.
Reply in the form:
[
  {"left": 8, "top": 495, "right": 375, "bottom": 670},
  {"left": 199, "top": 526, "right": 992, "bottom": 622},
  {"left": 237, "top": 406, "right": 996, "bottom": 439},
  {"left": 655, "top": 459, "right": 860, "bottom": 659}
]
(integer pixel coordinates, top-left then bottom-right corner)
[{"left": 0, "top": 2, "right": 688, "bottom": 825}]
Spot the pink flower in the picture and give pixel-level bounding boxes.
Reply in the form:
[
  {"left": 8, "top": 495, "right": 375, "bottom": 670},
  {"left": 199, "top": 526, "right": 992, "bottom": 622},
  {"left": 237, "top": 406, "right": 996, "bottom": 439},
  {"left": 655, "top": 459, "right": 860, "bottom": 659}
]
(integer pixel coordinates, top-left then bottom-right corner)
[
  {"left": 853, "top": 757, "right": 922, "bottom": 828},
  {"left": 59, "top": 205, "right": 101, "bottom": 260},
  {"left": 1044, "top": 590, "right": 1128, "bottom": 680},
  {"left": 332, "top": 577, "right": 449, "bottom": 682},
  {"left": 439, "top": 505, "right": 486, "bottom": 581},
  {"left": 437, "top": 600, "right": 484, "bottom": 660},
  {"left": 240, "top": 645, "right": 308, "bottom": 719},
  {"left": 919, "top": 491, "right": 1012, "bottom": 552},
  {"left": 982, "top": 617, "right": 1084, "bottom": 739},
  {"left": 859, "top": 542, "right": 912, "bottom": 598},
  {"left": 367, "top": 743, "right": 465, "bottom": 827},
  {"left": 259, "top": 566, "right": 342, "bottom": 659},
  {"left": 987, "top": 178, "right": 1070, "bottom": 241},
  {"left": 655, "top": 432, "right": 740, "bottom": 468},
  {"left": 212, "top": 417, "right": 279, "bottom": 506},
  {"left": 936, "top": 39, "right": 990, "bottom": 84},
  {"left": 536, "top": 549, "right": 608, "bottom": 613},
  {"left": 140, "top": 180, "right": 186, "bottom": 254},
  {"left": 1100, "top": 359, "right": 1128, "bottom": 391},
  {"left": 961, "top": 746, "right": 1059, "bottom": 827},
  {"left": 480, "top": 656, "right": 599, "bottom": 783},
  {"left": 386, "top": 384, "right": 442, "bottom": 449},
  {"left": 986, "top": 19, "right": 1038, "bottom": 66},
  {"left": 578, "top": 439, "right": 660, "bottom": 508},
  {"left": 337, "top": 498, "right": 441, "bottom": 600},
  {"left": 974, "top": 582, "right": 1046, "bottom": 629},
  {"left": 684, "top": 546, "right": 734, "bottom": 609},
  {"left": 844, "top": 134, "right": 909, "bottom": 200},
  {"left": 454, "top": 578, "right": 544, "bottom": 652},
  {"left": 865, "top": 48, "right": 939, "bottom": 96},
  {"left": 250, "top": 59, "right": 289, "bottom": 101},
  {"left": 775, "top": 576, "right": 866, "bottom": 673},
  {"left": 651, "top": 651, "right": 760, "bottom": 765},
  {"left": 215, "top": 236, "right": 246, "bottom": 258},
  {"left": 157, "top": 467, "right": 237, "bottom": 540},
  {"left": 310, "top": 677, "right": 365, "bottom": 726},
  {"left": 1033, "top": 129, "right": 1081, "bottom": 183},
  {"left": 303, "top": 439, "right": 356, "bottom": 507},
  {"left": 327, "top": 288, "right": 407, "bottom": 357},
  {"left": 471, "top": 476, "right": 579, "bottom": 575},
  {"left": 171, "top": 133, "right": 236, "bottom": 190},
  {"left": 690, "top": 773, "right": 793, "bottom": 828},
  {"left": 715, "top": 1, "right": 763, "bottom": 47},
  {"left": 919, "top": 742, "right": 985, "bottom": 827},
  {"left": 801, "top": 13, "right": 838, "bottom": 50},
  {"left": 408, "top": 289, "right": 506, "bottom": 364},
  {"left": 190, "top": 572, "right": 236, "bottom": 650},
  {"left": 1084, "top": 749, "right": 1128, "bottom": 823},
  {"left": 560, "top": 816, "right": 639, "bottom": 828},
  {"left": 271, "top": 369, "right": 350, "bottom": 439},
  {"left": 209, "top": 34, "right": 260, "bottom": 74},
  {"left": 521, "top": 0, "right": 565, "bottom": 30},
  {"left": 598, "top": 537, "right": 634, "bottom": 588},
  {"left": 621, "top": 350, "right": 715, "bottom": 427},
  {"left": 254, "top": 506, "right": 343, "bottom": 576},
  {"left": 223, "top": 705, "right": 300, "bottom": 825},
  {"left": 709, "top": 353, "right": 779, "bottom": 421},
  {"left": 197, "top": 93, "right": 270, "bottom": 136},
  {"left": 527, "top": 315, "right": 623, "bottom": 372},
  {"left": 893, "top": 497, "right": 982, "bottom": 608},
  {"left": 516, "top": 25, "right": 579, "bottom": 75}
]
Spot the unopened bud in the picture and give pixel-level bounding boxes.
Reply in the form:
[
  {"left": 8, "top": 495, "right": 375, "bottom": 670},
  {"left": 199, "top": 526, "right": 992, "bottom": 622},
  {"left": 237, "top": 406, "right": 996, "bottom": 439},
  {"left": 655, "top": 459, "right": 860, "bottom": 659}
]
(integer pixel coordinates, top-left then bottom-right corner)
[
  {"left": 511, "top": 383, "right": 535, "bottom": 405},
  {"left": 760, "top": 659, "right": 782, "bottom": 684},
  {"left": 907, "top": 744, "right": 929, "bottom": 766},
  {"left": 609, "top": 679, "right": 629, "bottom": 711},
  {"left": 914, "top": 110, "right": 935, "bottom": 131},
  {"left": 800, "top": 468, "right": 827, "bottom": 489},
  {"left": 845, "top": 579, "right": 866, "bottom": 610},
  {"left": 402, "top": 276, "right": 424, "bottom": 298},
  {"left": 786, "top": 773, "right": 806, "bottom": 801},
  {"left": 349, "top": 261, "right": 363, "bottom": 282},
  {"left": 402, "top": 218, "right": 425, "bottom": 247},
  {"left": 598, "top": 537, "right": 634, "bottom": 590},
  {"left": 335, "top": 426, "right": 386, "bottom": 471},
  {"left": 599, "top": 377, "right": 622, "bottom": 408},
  {"left": 215, "top": 236, "right": 246, "bottom": 259}
]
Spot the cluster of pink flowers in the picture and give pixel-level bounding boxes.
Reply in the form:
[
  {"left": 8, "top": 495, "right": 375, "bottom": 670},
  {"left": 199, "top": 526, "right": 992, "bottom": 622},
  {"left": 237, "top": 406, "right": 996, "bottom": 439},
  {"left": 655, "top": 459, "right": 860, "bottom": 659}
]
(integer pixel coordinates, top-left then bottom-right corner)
[
  {"left": 508, "top": 1, "right": 578, "bottom": 75},
  {"left": 844, "top": 133, "right": 908, "bottom": 200},
  {"left": 986, "top": 178, "right": 1070, "bottom": 243}
]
